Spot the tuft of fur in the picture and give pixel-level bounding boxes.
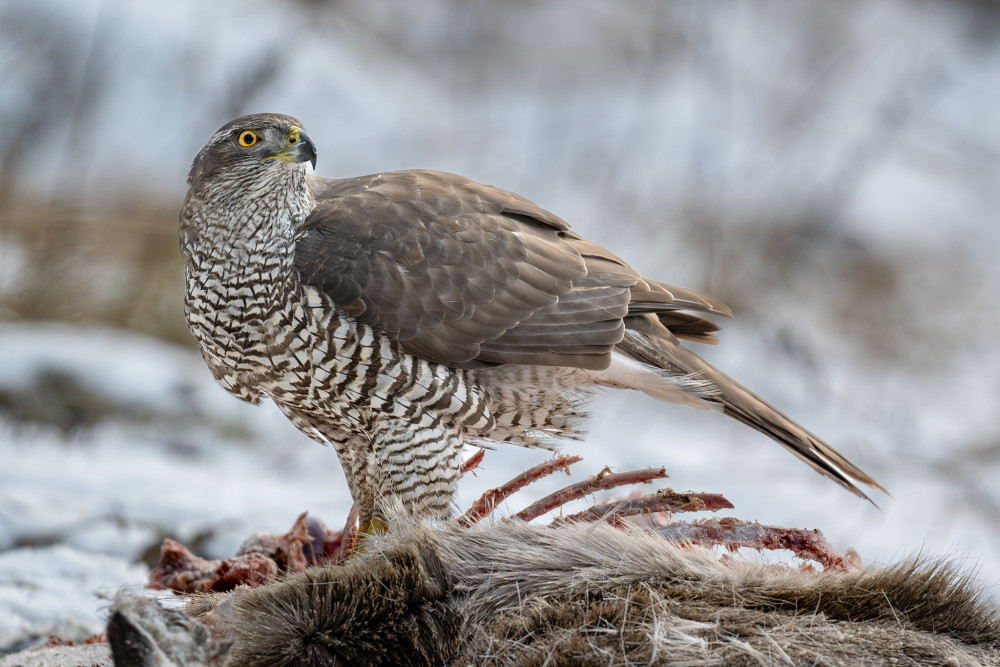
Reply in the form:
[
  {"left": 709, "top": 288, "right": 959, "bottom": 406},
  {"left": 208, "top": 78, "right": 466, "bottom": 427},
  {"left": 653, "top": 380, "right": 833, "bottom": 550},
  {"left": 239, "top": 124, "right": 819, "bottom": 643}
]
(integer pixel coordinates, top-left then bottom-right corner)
[
  {"left": 188, "top": 539, "right": 463, "bottom": 667},
  {"left": 426, "top": 521, "right": 999, "bottom": 665},
  {"left": 106, "top": 519, "right": 999, "bottom": 667}
]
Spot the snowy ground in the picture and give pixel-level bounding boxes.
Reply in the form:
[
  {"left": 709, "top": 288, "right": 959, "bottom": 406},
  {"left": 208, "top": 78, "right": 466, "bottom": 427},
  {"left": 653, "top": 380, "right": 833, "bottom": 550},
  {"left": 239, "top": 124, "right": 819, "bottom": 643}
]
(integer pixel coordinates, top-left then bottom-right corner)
[
  {"left": 2, "top": 0, "right": 999, "bottom": 655},
  {"left": 1, "top": 322, "right": 998, "bottom": 653}
]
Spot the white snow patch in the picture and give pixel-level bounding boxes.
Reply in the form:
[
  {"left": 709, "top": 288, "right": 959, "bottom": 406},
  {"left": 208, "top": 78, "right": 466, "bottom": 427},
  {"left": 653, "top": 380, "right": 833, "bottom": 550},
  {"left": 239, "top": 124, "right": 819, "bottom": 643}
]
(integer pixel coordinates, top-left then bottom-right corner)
[{"left": 0, "top": 545, "right": 146, "bottom": 649}]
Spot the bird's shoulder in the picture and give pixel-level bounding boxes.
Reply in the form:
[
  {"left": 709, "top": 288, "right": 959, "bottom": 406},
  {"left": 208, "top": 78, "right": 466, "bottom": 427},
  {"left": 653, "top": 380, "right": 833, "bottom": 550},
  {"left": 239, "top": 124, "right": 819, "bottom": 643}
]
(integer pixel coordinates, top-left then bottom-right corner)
[
  {"left": 304, "top": 169, "right": 574, "bottom": 234},
  {"left": 294, "top": 170, "right": 591, "bottom": 367}
]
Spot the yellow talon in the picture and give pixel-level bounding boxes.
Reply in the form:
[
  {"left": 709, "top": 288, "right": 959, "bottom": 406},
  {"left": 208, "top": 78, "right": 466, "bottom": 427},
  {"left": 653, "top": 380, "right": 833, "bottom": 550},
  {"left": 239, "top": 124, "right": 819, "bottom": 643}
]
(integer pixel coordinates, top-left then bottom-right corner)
[
  {"left": 364, "top": 517, "right": 389, "bottom": 536},
  {"left": 345, "top": 517, "right": 388, "bottom": 558}
]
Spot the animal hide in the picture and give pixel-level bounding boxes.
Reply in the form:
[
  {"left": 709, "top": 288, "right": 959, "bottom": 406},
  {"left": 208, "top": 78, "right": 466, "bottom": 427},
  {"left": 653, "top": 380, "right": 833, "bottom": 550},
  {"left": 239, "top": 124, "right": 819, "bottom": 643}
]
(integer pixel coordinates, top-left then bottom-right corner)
[{"left": 97, "top": 519, "right": 1000, "bottom": 667}]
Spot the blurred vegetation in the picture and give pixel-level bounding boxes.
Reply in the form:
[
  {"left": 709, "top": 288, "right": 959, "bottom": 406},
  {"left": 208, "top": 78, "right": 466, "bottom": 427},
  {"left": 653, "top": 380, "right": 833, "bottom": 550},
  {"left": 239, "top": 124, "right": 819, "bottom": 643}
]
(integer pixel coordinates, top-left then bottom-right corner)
[
  {"left": 0, "top": 181, "right": 984, "bottom": 372},
  {"left": 0, "top": 0, "right": 996, "bottom": 365},
  {"left": 0, "top": 194, "right": 187, "bottom": 343},
  {"left": 0, "top": 0, "right": 998, "bottom": 577}
]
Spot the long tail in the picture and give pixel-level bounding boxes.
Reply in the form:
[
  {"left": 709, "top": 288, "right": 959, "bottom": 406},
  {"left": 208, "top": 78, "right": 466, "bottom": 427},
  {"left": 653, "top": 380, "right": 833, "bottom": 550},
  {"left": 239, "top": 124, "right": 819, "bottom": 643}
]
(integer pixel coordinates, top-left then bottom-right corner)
[{"left": 612, "top": 315, "right": 886, "bottom": 503}]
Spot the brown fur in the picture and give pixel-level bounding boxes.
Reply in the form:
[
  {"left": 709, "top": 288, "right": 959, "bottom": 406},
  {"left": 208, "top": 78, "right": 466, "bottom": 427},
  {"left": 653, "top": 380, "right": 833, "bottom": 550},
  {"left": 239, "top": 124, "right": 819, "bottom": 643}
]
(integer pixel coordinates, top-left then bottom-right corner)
[
  {"left": 105, "top": 520, "right": 999, "bottom": 666},
  {"left": 192, "top": 542, "right": 462, "bottom": 666}
]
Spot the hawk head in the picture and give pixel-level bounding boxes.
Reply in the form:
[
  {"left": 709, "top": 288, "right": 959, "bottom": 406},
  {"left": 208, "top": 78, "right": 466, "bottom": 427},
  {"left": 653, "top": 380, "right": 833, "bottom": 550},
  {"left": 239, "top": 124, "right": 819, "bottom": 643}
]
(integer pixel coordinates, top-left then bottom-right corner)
[{"left": 187, "top": 113, "right": 317, "bottom": 191}]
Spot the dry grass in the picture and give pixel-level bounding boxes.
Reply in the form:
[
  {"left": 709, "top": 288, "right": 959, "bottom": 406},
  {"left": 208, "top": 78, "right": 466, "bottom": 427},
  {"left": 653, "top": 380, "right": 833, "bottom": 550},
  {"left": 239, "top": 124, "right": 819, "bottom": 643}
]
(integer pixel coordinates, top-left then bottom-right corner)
[{"left": 0, "top": 190, "right": 190, "bottom": 344}]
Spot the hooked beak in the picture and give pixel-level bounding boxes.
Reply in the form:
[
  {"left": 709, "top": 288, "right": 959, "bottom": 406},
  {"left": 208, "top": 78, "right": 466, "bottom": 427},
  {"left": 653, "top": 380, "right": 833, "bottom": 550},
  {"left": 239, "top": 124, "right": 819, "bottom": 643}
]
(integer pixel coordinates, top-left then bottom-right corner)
[{"left": 268, "top": 126, "right": 317, "bottom": 169}]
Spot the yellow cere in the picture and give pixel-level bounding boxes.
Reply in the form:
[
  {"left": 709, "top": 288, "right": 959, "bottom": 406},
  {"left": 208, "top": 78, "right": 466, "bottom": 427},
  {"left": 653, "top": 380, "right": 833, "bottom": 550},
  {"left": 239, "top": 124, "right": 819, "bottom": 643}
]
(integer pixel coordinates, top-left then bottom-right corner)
[{"left": 262, "top": 126, "right": 303, "bottom": 163}]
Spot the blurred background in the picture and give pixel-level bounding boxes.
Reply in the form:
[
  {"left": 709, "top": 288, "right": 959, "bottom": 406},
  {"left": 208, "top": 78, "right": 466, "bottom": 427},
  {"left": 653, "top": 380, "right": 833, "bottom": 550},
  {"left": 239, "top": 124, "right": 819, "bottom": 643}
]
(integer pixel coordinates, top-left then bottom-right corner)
[{"left": 1, "top": 0, "right": 999, "bottom": 650}]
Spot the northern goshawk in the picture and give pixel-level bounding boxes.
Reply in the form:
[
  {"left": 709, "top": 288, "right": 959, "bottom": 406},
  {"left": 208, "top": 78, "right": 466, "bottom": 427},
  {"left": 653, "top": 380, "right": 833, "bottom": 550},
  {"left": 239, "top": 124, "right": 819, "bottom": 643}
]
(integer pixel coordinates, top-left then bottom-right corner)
[{"left": 179, "top": 113, "right": 883, "bottom": 527}]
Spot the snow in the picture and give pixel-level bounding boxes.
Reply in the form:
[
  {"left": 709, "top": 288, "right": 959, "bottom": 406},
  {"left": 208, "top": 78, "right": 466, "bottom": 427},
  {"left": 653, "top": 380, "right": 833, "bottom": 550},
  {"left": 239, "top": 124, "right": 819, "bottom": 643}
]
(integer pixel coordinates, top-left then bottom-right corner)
[
  {"left": 0, "top": 644, "right": 111, "bottom": 667},
  {"left": 0, "top": 545, "right": 146, "bottom": 649},
  {"left": 0, "top": 325, "right": 354, "bottom": 651},
  {"left": 4, "top": 321, "right": 995, "bottom": 653},
  {"left": 1, "top": 0, "right": 999, "bottom": 653}
]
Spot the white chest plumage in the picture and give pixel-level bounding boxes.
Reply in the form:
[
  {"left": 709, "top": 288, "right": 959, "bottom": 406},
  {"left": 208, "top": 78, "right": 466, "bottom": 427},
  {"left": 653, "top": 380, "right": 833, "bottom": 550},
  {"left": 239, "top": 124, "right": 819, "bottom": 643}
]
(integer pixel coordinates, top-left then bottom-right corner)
[{"left": 180, "top": 193, "right": 496, "bottom": 521}]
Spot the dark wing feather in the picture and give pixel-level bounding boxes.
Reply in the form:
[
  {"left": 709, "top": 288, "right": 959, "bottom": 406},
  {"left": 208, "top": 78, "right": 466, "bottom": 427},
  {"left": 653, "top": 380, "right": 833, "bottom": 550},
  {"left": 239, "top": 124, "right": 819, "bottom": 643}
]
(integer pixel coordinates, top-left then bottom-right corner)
[{"left": 296, "top": 170, "right": 729, "bottom": 369}]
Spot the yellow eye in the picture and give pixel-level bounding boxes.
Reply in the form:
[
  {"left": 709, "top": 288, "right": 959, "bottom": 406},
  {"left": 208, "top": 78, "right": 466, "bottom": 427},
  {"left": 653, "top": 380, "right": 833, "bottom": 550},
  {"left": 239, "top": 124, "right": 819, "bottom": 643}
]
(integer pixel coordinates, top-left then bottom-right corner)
[
  {"left": 238, "top": 131, "right": 260, "bottom": 147},
  {"left": 288, "top": 127, "right": 300, "bottom": 146}
]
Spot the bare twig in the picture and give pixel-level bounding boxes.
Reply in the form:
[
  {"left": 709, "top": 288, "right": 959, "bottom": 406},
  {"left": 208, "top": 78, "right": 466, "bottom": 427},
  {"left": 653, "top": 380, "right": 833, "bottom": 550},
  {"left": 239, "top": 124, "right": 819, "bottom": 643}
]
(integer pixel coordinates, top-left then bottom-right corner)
[{"left": 457, "top": 455, "right": 582, "bottom": 527}]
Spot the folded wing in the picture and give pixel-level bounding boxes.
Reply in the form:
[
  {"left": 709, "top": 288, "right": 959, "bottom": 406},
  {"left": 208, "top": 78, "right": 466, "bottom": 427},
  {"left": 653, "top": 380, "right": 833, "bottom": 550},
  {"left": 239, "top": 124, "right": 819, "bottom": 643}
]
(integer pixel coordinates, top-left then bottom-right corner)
[{"left": 296, "top": 170, "right": 729, "bottom": 370}]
